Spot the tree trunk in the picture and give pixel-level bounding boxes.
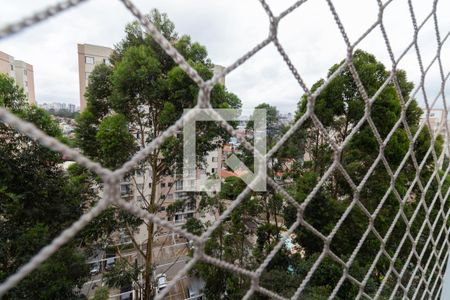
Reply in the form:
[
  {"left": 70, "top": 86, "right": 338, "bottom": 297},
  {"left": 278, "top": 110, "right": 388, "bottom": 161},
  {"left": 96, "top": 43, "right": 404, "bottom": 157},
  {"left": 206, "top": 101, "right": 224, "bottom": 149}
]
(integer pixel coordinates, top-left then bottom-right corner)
[
  {"left": 144, "top": 222, "right": 154, "bottom": 299},
  {"left": 143, "top": 155, "right": 158, "bottom": 300}
]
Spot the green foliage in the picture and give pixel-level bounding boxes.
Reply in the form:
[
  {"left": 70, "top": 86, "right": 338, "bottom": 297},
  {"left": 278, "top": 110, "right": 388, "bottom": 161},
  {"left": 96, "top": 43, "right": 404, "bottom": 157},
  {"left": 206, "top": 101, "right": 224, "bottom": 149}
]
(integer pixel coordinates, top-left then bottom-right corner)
[
  {"left": 74, "top": 8, "right": 243, "bottom": 299},
  {"left": 219, "top": 176, "right": 246, "bottom": 199},
  {"left": 92, "top": 287, "right": 109, "bottom": 300},
  {"left": 104, "top": 259, "right": 141, "bottom": 289},
  {"left": 7, "top": 247, "right": 89, "bottom": 300},
  {"left": 197, "top": 50, "right": 445, "bottom": 299},
  {"left": 279, "top": 49, "right": 441, "bottom": 298},
  {"left": 183, "top": 218, "right": 204, "bottom": 236},
  {"left": 0, "top": 75, "right": 89, "bottom": 299},
  {"left": 47, "top": 108, "right": 78, "bottom": 119},
  {"left": 96, "top": 114, "right": 136, "bottom": 169},
  {"left": 75, "top": 109, "right": 100, "bottom": 159},
  {"left": 0, "top": 73, "right": 26, "bottom": 111}
]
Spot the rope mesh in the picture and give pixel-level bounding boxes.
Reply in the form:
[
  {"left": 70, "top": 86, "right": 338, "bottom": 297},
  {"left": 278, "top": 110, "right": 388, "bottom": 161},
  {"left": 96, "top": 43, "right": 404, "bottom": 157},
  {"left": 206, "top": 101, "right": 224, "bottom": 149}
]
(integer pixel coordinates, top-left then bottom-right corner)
[{"left": 1, "top": 0, "right": 450, "bottom": 299}]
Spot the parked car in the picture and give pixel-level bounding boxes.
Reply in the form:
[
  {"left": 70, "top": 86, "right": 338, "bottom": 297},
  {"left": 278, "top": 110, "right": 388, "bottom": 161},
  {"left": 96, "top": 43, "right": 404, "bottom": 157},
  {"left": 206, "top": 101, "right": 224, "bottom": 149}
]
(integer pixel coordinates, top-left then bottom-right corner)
[
  {"left": 120, "top": 286, "right": 133, "bottom": 300},
  {"left": 187, "top": 240, "right": 195, "bottom": 250},
  {"left": 105, "top": 257, "right": 115, "bottom": 270},
  {"left": 155, "top": 273, "right": 168, "bottom": 294},
  {"left": 187, "top": 287, "right": 202, "bottom": 299},
  {"left": 187, "top": 277, "right": 205, "bottom": 299},
  {"left": 90, "top": 262, "right": 100, "bottom": 276}
]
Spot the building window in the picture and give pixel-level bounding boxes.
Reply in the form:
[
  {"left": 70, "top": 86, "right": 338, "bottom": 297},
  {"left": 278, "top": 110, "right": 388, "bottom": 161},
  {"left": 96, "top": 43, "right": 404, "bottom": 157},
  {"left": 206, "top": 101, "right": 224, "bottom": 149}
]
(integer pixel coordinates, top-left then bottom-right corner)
[
  {"left": 176, "top": 180, "right": 183, "bottom": 191},
  {"left": 85, "top": 56, "right": 94, "bottom": 64},
  {"left": 168, "top": 182, "right": 173, "bottom": 187},
  {"left": 211, "top": 168, "right": 216, "bottom": 174},
  {"left": 160, "top": 195, "right": 166, "bottom": 200},
  {"left": 148, "top": 182, "right": 152, "bottom": 188},
  {"left": 120, "top": 184, "right": 131, "bottom": 195},
  {"left": 212, "top": 157, "right": 218, "bottom": 162},
  {"left": 187, "top": 202, "right": 195, "bottom": 211},
  {"left": 186, "top": 168, "right": 195, "bottom": 177},
  {"left": 10, "top": 65, "right": 13, "bottom": 71},
  {"left": 23, "top": 70, "right": 27, "bottom": 76}
]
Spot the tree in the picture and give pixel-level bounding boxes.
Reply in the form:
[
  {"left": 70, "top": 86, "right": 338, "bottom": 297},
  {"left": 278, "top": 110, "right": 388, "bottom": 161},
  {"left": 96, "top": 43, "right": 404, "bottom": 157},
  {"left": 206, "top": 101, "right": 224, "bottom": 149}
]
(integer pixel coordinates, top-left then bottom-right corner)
[
  {"left": 92, "top": 287, "right": 109, "bottom": 300},
  {"left": 74, "top": 9, "right": 241, "bottom": 299},
  {"left": 193, "top": 50, "right": 445, "bottom": 298},
  {"left": 0, "top": 73, "right": 89, "bottom": 299},
  {"left": 279, "top": 50, "right": 442, "bottom": 298}
]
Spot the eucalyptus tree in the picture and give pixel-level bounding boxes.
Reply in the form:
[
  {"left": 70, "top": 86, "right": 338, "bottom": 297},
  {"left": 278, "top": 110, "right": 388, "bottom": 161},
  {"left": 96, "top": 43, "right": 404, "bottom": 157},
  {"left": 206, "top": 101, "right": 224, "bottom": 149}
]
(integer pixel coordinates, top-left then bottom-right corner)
[{"left": 75, "top": 9, "right": 241, "bottom": 298}]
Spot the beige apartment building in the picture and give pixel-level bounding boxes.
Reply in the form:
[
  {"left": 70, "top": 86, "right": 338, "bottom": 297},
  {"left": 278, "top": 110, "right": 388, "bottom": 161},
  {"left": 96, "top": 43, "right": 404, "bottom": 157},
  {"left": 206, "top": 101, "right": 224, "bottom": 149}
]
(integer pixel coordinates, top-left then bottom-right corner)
[
  {"left": 421, "top": 108, "right": 450, "bottom": 140},
  {"left": 77, "top": 43, "right": 113, "bottom": 111},
  {"left": 213, "top": 64, "right": 226, "bottom": 85},
  {"left": 421, "top": 108, "right": 450, "bottom": 166},
  {"left": 0, "top": 50, "right": 36, "bottom": 105}
]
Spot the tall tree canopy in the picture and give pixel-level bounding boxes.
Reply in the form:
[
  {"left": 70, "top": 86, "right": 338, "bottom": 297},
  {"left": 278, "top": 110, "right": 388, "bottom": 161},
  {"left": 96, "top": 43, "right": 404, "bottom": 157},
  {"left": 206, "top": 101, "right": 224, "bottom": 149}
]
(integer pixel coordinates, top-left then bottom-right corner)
[
  {"left": 0, "top": 73, "right": 89, "bottom": 299},
  {"left": 279, "top": 50, "right": 445, "bottom": 299},
  {"left": 74, "top": 9, "right": 242, "bottom": 299},
  {"left": 193, "top": 50, "right": 447, "bottom": 299}
]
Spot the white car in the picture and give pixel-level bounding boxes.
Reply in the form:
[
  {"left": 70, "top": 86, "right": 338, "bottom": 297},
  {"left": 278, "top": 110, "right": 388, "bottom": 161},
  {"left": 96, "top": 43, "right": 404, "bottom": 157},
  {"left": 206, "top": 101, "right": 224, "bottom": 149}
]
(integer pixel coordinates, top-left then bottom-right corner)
[
  {"left": 90, "top": 262, "right": 100, "bottom": 276},
  {"left": 105, "top": 257, "right": 115, "bottom": 270},
  {"left": 155, "top": 273, "right": 168, "bottom": 294}
]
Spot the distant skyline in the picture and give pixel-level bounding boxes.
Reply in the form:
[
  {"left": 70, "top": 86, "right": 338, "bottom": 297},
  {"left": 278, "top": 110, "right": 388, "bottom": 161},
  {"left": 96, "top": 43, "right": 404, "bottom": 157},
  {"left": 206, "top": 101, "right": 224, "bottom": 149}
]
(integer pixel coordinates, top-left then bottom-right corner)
[{"left": 1, "top": 0, "right": 450, "bottom": 113}]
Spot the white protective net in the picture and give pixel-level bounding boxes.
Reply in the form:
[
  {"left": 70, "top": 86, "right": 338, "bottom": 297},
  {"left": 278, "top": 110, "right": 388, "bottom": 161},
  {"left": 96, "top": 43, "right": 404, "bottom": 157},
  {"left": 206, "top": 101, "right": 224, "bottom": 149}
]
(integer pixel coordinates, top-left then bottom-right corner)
[{"left": 1, "top": 0, "right": 450, "bottom": 299}]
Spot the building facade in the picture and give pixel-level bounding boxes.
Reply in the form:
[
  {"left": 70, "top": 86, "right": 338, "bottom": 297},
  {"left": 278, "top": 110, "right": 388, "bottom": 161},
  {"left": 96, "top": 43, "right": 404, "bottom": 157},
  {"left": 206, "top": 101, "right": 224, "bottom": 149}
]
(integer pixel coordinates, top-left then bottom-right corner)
[
  {"left": 68, "top": 104, "right": 76, "bottom": 113},
  {"left": 77, "top": 44, "right": 113, "bottom": 111},
  {"left": 420, "top": 108, "right": 450, "bottom": 166},
  {"left": 0, "top": 50, "right": 36, "bottom": 105},
  {"left": 213, "top": 64, "right": 226, "bottom": 85}
]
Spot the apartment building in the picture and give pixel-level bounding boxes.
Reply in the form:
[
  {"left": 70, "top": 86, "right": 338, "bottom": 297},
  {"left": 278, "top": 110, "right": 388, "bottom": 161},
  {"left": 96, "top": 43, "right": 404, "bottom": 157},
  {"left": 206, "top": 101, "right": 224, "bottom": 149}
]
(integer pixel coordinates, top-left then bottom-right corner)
[
  {"left": 118, "top": 147, "right": 224, "bottom": 245},
  {"left": 67, "top": 104, "right": 76, "bottom": 113},
  {"left": 77, "top": 43, "right": 230, "bottom": 243},
  {"left": 213, "top": 64, "right": 226, "bottom": 85},
  {"left": 422, "top": 109, "right": 449, "bottom": 137},
  {"left": 0, "top": 51, "right": 15, "bottom": 78},
  {"left": 0, "top": 50, "right": 36, "bottom": 105},
  {"left": 77, "top": 43, "right": 113, "bottom": 111},
  {"left": 420, "top": 108, "right": 450, "bottom": 167}
]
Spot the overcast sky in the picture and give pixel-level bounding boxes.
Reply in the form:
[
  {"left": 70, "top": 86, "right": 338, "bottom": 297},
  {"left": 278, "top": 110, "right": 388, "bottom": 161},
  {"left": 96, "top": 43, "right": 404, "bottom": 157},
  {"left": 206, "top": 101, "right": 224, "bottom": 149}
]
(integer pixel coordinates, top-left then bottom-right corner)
[{"left": 1, "top": 0, "right": 450, "bottom": 113}]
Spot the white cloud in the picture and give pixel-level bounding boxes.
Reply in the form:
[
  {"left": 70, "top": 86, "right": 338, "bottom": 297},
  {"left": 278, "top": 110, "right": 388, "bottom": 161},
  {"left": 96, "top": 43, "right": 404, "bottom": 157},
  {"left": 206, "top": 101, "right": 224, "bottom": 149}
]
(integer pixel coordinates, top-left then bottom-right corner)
[{"left": 1, "top": 0, "right": 450, "bottom": 113}]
